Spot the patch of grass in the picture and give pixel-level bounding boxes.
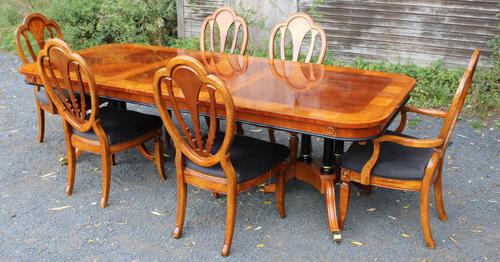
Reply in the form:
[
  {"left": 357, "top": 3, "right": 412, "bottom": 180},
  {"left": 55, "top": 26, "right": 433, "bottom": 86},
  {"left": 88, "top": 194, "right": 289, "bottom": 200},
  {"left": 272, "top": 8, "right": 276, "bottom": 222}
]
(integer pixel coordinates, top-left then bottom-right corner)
[
  {"left": 470, "top": 120, "right": 487, "bottom": 130},
  {"left": 407, "top": 117, "right": 422, "bottom": 129}
]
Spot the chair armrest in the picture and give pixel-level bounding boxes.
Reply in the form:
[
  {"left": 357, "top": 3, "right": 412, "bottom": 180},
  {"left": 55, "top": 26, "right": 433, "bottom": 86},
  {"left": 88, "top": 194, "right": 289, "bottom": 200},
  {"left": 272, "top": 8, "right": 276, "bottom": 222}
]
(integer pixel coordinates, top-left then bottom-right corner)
[
  {"left": 373, "top": 135, "right": 444, "bottom": 148},
  {"left": 395, "top": 106, "right": 447, "bottom": 133},
  {"left": 359, "top": 135, "right": 444, "bottom": 185},
  {"left": 403, "top": 105, "right": 448, "bottom": 118}
]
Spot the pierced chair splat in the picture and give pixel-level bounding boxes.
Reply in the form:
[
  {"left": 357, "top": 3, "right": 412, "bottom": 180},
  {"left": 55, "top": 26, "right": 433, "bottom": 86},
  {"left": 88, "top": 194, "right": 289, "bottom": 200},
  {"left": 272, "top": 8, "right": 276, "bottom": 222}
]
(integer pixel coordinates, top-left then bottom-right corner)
[
  {"left": 153, "top": 56, "right": 288, "bottom": 257},
  {"left": 37, "top": 39, "right": 166, "bottom": 208}
]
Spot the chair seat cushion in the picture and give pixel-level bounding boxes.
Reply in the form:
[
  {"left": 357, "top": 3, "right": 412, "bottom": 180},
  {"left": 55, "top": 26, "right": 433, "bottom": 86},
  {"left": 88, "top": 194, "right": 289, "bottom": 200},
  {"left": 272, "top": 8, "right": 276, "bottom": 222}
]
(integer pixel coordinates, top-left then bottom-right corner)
[
  {"left": 342, "top": 132, "right": 434, "bottom": 180},
  {"left": 185, "top": 134, "right": 290, "bottom": 183},
  {"left": 73, "top": 107, "right": 163, "bottom": 145}
]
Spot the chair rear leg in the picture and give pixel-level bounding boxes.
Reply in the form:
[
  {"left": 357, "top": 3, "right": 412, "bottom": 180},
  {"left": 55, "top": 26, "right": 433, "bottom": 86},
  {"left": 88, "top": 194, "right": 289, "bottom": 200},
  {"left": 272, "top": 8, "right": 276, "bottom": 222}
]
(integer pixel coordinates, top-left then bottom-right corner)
[
  {"left": 65, "top": 143, "right": 76, "bottom": 196},
  {"left": 275, "top": 170, "right": 286, "bottom": 218},
  {"left": 420, "top": 183, "right": 435, "bottom": 249},
  {"left": 221, "top": 189, "right": 237, "bottom": 257},
  {"left": 154, "top": 135, "right": 166, "bottom": 181},
  {"left": 268, "top": 128, "right": 276, "bottom": 143},
  {"left": 434, "top": 158, "right": 447, "bottom": 222},
  {"left": 36, "top": 103, "right": 45, "bottom": 143},
  {"left": 236, "top": 122, "right": 244, "bottom": 135},
  {"left": 99, "top": 152, "right": 112, "bottom": 208},
  {"left": 173, "top": 179, "right": 187, "bottom": 238}
]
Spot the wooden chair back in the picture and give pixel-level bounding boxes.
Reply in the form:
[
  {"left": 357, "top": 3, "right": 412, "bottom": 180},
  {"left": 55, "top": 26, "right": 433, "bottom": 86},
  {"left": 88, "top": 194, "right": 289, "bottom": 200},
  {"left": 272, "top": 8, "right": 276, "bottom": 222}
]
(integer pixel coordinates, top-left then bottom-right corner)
[
  {"left": 15, "top": 13, "right": 63, "bottom": 65},
  {"left": 269, "top": 13, "right": 327, "bottom": 64},
  {"left": 37, "top": 39, "right": 99, "bottom": 133},
  {"left": 438, "top": 49, "right": 480, "bottom": 152},
  {"left": 200, "top": 6, "right": 249, "bottom": 55},
  {"left": 153, "top": 56, "right": 235, "bottom": 168}
]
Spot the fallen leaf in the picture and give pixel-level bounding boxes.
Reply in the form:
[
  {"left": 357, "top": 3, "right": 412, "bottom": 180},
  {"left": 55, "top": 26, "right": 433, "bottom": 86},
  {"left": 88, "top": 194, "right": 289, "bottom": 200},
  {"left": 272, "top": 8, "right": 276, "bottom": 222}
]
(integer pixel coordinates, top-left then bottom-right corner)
[
  {"left": 256, "top": 243, "right": 265, "bottom": 248},
  {"left": 59, "top": 156, "right": 68, "bottom": 165},
  {"left": 403, "top": 204, "right": 411, "bottom": 209},
  {"left": 366, "top": 208, "right": 376, "bottom": 212},
  {"left": 401, "top": 233, "right": 410, "bottom": 238},
  {"left": 245, "top": 224, "right": 253, "bottom": 231},
  {"left": 449, "top": 236, "right": 457, "bottom": 244},
  {"left": 87, "top": 239, "right": 95, "bottom": 243},
  {"left": 49, "top": 205, "right": 71, "bottom": 211},
  {"left": 351, "top": 241, "right": 363, "bottom": 246},
  {"left": 263, "top": 201, "right": 272, "bottom": 205},
  {"left": 150, "top": 211, "right": 163, "bottom": 216},
  {"left": 41, "top": 172, "right": 57, "bottom": 178}
]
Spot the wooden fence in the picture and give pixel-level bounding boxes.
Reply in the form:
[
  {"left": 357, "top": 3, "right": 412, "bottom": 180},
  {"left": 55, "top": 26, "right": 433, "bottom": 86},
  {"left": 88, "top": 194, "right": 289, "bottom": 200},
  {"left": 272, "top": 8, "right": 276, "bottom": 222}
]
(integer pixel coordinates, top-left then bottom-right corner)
[{"left": 177, "top": 0, "right": 500, "bottom": 67}]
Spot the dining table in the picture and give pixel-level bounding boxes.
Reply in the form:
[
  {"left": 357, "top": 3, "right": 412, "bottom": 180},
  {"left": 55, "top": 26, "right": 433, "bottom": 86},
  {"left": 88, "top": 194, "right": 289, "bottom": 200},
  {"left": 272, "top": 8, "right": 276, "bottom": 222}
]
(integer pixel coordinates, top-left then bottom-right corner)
[{"left": 19, "top": 43, "right": 416, "bottom": 242}]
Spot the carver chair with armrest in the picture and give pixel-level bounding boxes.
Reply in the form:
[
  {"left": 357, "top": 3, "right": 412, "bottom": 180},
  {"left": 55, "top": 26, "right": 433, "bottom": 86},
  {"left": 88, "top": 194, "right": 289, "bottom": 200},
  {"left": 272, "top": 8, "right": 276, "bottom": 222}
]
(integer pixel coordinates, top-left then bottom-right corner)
[
  {"left": 15, "top": 12, "right": 63, "bottom": 143},
  {"left": 338, "top": 49, "right": 480, "bottom": 249},
  {"left": 37, "top": 39, "right": 166, "bottom": 208},
  {"left": 200, "top": 6, "right": 248, "bottom": 135},
  {"left": 153, "top": 56, "right": 288, "bottom": 256}
]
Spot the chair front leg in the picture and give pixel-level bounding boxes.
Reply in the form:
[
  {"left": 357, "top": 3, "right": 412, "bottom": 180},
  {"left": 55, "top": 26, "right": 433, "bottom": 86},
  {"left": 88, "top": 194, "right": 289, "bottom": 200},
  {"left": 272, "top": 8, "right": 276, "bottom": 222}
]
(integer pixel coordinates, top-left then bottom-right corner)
[
  {"left": 173, "top": 152, "right": 187, "bottom": 239},
  {"left": 63, "top": 122, "right": 76, "bottom": 196},
  {"left": 100, "top": 152, "right": 112, "bottom": 208},
  {"left": 221, "top": 184, "right": 237, "bottom": 257}
]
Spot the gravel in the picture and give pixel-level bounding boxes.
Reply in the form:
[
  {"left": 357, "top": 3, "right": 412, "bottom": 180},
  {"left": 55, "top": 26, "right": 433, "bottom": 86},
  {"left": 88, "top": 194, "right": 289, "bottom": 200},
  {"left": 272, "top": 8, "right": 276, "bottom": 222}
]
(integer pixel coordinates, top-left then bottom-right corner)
[{"left": 0, "top": 52, "right": 499, "bottom": 261}]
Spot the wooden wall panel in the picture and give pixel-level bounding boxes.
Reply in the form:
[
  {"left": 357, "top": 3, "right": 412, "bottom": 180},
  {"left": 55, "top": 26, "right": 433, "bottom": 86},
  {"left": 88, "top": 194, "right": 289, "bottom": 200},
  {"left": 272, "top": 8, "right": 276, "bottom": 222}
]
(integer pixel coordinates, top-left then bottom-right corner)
[
  {"left": 177, "top": 0, "right": 499, "bottom": 67},
  {"left": 299, "top": 0, "right": 500, "bottom": 67}
]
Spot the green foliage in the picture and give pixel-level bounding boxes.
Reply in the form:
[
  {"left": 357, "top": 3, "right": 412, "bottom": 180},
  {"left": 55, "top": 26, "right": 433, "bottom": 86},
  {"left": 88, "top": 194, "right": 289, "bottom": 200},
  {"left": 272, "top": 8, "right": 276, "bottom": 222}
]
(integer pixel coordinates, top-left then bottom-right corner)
[
  {"left": 407, "top": 117, "right": 422, "bottom": 129},
  {"left": 0, "top": 0, "right": 177, "bottom": 51}
]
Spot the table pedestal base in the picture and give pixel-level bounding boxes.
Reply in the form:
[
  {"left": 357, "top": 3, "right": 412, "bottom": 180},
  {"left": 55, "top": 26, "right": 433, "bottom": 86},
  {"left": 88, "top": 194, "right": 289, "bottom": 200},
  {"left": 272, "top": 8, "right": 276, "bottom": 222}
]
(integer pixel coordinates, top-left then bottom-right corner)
[{"left": 288, "top": 159, "right": 341, "bottom": 240}]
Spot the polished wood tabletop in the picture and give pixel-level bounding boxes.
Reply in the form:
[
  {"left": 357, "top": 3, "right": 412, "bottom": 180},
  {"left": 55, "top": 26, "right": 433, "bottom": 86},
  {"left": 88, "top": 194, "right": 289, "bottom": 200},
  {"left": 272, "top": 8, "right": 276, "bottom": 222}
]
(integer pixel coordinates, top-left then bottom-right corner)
[{"left": 19, "top": 43, "right": 416, "bottom": 140}]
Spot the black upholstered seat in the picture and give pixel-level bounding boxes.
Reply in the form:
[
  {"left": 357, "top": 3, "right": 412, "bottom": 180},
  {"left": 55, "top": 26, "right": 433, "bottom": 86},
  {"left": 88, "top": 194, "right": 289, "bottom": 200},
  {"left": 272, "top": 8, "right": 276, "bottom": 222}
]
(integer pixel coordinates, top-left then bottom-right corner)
[
  {"left": 185, "top": 134, "right": 290, "bottom": 183},
  {"left": 73, "top": 107, "right": 163, "bottom": 145},
  {"left": 342, "top": 132, "right": 434, "bottom": 180}
]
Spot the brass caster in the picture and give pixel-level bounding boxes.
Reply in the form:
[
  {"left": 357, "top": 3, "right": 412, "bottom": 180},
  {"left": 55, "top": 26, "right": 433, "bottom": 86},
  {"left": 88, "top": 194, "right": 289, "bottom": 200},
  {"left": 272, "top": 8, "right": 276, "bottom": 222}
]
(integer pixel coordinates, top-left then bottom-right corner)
[{"left": 332, "top": 231, "right": 342, "bottom": 243}]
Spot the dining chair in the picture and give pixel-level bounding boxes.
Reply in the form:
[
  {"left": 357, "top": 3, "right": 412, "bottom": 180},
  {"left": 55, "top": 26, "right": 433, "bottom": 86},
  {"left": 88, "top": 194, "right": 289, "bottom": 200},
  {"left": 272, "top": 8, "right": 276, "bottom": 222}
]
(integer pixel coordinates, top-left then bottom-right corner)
[
  {"left": 153, "top": 56, "right": 288, "bottom": 257},
  {"left": 267, "top": 13, "right": 327, "bottom": 144},
  {"left": 200, "top": 6, "right": 249, "bottom": 135},
  {"left": 15, "top": 12, "right": 63, "bottom": 143},
  {"left": 37, "top": 39, "right": 166, "bottom": 208},
  {"left": 338, "top": 50, "right": 480, "bottom": 249},
  {"left": 263, "top": 13, "right": 327, "bottom": 192},
  {"left": 200, "top": 6, "right": 248, "bottom": 55}
]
